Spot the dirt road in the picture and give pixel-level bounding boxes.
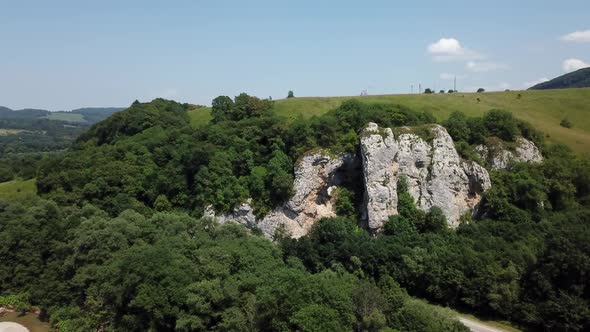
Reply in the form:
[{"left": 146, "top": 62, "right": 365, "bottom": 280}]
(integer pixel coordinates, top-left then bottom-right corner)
[{"left": 459, "top": 317, "right": 508, "bottom": 332}]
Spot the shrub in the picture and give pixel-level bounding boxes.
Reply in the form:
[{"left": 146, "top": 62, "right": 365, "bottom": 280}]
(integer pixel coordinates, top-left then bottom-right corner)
[
  {"left": 154, "top": 194, "right": 172, "bottom": 211},
  {"left": 443, "top": 111, "right": 471, "bottom": 142},
  {"left": 0, "top": 167, "right": 14, "bottom": 182},
  {"left": 0, "top": 293, "right": 31, "bottom": 313},
  {"left": 422, "top": 207, "right": 447, "bottom": 233},
  {"left": 483, "top": 109, "right": 520, "bottom": 141},
  {"left": 335, "top": 187, "right": 356, "bottom": 218},
  {"left": 560, "top": 118, "right": 572, "bottom": 128}
]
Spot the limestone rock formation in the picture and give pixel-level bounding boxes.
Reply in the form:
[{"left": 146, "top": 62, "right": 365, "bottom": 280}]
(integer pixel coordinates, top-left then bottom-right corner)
[
  {"left": 204, "top": 200, "right": 256, "bottom": 228},
  {"left": 475, "top": 137, "right": 543, "bottom": 169},
  {"left": 208, "top": 123, "right": 496, "bottom": 238},
  {"left": 360, "top": 123, "right": 398, "bottom": 229},
  {"left": 361, "top": 123, "right": 491, "bottom": 229},
  {"left": 206, "top": 152, "right": 348, "bottom": 238}
]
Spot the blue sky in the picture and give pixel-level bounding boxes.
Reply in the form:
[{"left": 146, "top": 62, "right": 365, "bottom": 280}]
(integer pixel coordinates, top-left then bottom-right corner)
[{"left": 1, "top": 0, "right": 589, "bottom": 110}]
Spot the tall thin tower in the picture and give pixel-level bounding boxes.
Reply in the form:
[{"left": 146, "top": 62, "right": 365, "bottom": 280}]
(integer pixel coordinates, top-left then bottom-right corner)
[{"left": 454, "top": 76, "right": 457, "bottom": 92}]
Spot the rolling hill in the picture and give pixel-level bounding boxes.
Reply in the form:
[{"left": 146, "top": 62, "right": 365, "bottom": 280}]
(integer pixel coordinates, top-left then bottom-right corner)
[
  {"left": 189, "top": 88, "right": 590, "bottom": 154},
  {"left": 0, "top": 106, "right": 124, "bottom": 156},
  {"left": 529, "top": 67, "right": 590, "bottom": 90},
  {"left": 0, "top": 106, "right": 124, "bottom": 124}
]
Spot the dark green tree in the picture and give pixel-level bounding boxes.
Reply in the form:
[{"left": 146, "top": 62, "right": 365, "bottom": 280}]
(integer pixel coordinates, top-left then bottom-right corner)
[
  {"left": 211, "top": 96, "right": 234, "bottom": 122},
  {"left": 483, "top": 109, "right": 520, "bottom": 141}
]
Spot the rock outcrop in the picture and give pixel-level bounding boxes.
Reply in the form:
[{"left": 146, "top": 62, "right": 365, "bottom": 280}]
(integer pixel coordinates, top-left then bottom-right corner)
[
  {"left": 361, "top": 123, "right": 491, "bottom": 229},
  {"left": 208, "top": 123, "right": 496, "bottom": 238},
  {"left": 257, "top": 152, "right": 347, "bottom": 238},
  {"left": 475, "top": 137, "right": 543, "bottom": 169},
  {"left": 206, "top": 152, "right": 349, "bottom": 238},
  {"left": 204, "top": 200, "right": 257, "bottom": 228}
]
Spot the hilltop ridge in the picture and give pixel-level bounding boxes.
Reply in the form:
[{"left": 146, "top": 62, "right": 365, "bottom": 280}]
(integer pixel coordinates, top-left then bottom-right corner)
[
  {"left": 529, "top": 67, "right": 590, "bottom": 90},
  {"left": 189, "top": 88, "right": 590, "bottom": 153}
]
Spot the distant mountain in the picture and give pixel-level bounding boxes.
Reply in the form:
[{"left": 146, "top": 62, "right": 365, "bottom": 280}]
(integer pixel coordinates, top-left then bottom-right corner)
[
  {"left": 0, "top": 107, "right": 50, "bottom": 119},
  {"left": 0, "top": 106, "right": 124, "bottom": 124},
  {"left": 529, "top": 67, "right": 590, "bottom": 90},
  {"left": 70, "top": 107, "right": 124, "bottom": 124},
  {"left": 0, "top": 106, "right": 125, "bottom": 156}
]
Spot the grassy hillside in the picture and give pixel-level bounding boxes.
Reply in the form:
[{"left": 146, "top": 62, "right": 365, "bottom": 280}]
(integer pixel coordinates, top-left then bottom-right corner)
[
  {"left": 188, "top": 88, "right": 590, "bottom": 153},
  {"left": 188, "top": 106, "right": 212, "bottom": 127},
  {"left": 0, "top": 179, "right": 37, "bottom": 202},
  {"left": 46, "top": 112, "right": 86, "bottom": 122},
  {"left": 0, "top": 107, "right": 124, "bottom": 157}
]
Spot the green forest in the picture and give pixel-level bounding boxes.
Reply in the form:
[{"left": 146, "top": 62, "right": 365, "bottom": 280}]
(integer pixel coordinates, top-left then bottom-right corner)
[
  {"left": 0, "top": 107, "right": 123, "bottom": 183},
  {"left": 1, "top": 95, "right": 589, "bottom": 331}
]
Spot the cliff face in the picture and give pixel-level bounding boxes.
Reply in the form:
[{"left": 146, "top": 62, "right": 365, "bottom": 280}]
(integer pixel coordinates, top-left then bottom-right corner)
[
  {"left": 256, "top": 152, "right": 348, "bottom": 238},
  {"left": 475, "top": 137, "right": 543, "bottom": 169},
  {"left": 206, "top": 152, "right": 349, "bottom": 238},
  {"left": 360, "top": 123, "right": 491, "bottom": 229},
  {"left": 359, "top": 123, "right": 399, "bottom": 229},
  {"left": 207, "top": 123, "right": 544, "bottom": 238}
]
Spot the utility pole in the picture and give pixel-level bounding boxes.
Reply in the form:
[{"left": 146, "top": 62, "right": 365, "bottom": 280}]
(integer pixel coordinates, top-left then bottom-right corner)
[
  {"left": 411, "top": 85, "right": 413, "bottom": 94},
  {"left": 419, "top": 83, "right": 421, "bottom": 94},
  {"left": 454, "top": 76, "right": 457, "bottom": 92}
]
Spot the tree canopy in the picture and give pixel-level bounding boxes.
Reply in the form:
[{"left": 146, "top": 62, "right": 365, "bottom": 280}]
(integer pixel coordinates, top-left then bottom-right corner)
[{"left": 1, "top": 93, "right": 588, "bottom": 331}]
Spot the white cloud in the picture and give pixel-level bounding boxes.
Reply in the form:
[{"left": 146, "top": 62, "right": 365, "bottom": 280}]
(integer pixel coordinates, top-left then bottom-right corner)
[
  {"left": 427, "top": 38, "right": 483, "bottom": 61},
  {"left": 562, "top": 58, "right": 590, "bottom": 72},
  {"left": 465, "top": 61, "right": 507, "bottom": 72},
  {"left": 428, "top": 38, "right": 463, "bottom": 54},
  {"left": 523, "top": 78, "right": 549, "bottom": 88},
  {"left": 561, "top": 30, "right": 590, "bottom": 43}
]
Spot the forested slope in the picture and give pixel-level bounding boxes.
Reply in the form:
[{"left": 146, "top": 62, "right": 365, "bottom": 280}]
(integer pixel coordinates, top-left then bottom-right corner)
[{"left": 0, "top": 95, "right": 588, "bottom": 331}]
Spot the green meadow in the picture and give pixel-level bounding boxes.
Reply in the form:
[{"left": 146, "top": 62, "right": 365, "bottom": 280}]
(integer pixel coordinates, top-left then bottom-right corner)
[
  {"left": 188, "top": 88, "right": 590, "bottom": 153},
  {"left": 46, "top": 112, "right": 86, "bottom": 122},
  {"left": 0, "top": 179, "right": 37, "bottom": 202}
]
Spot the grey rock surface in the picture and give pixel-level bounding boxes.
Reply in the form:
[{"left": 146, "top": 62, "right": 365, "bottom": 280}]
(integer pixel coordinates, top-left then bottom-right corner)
[
  {"left": 360, "top": 123, "right": 399, "bottom": 229},
  {"left": 204, "top": 199, "right": 256, "bottom": 228},
  {"left": 361, "top": 123, "right": 491, "bottom": 229},
  {"left": 257, "top": 152, "right": 345, "bottom": 238},
  {"left": 475, "top": 137, "right": 543, "bottom": 169},
  {"left": 206, "top": 152, "right": 346, "bottom": 238},
  {"left": 208, "top": 123, "right": 498, "bottom": 238}
]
